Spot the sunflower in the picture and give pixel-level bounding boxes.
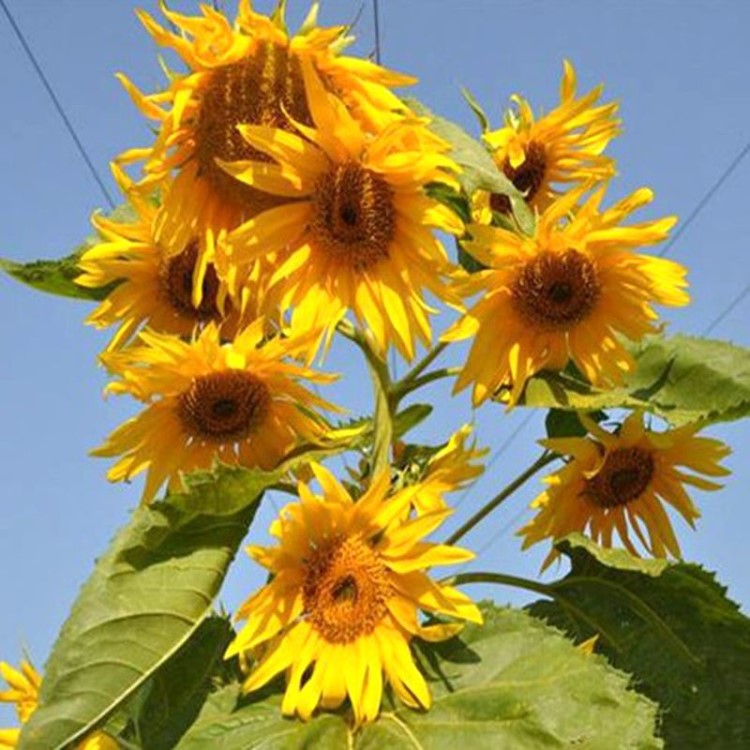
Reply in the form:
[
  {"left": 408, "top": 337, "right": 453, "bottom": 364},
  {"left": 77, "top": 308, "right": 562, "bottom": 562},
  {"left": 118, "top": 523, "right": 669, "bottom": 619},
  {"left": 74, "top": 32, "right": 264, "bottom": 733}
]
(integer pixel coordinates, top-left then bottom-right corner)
[
  {"left": 76, "top": 165, "right": 252, "bottom": 350},
  {"left": 406, "top": 425, "right": 487, "bottom": 514},
  {"left": 519, "top": 412, "right": 731, "bottom": 567},
  {"left": 217, "top": 61, "right": 464, "bottom": 360},
  {"left": 226, "top": 463, "right": 482, "bottom": 724},
  {"left": 0, "top": 660, "right": 116, "bottom": 750},
  {"left": 445, "top": 184, "right": 689, "bottom": 405},
  {"left": 92, "top": 320, "right": 338, "bottom": 503},
  {"left": 117, "top": 0, "right": 415, "bottom": 260},
  {"left": 475, "top": 60, "right": 620, "bottom": 219}
]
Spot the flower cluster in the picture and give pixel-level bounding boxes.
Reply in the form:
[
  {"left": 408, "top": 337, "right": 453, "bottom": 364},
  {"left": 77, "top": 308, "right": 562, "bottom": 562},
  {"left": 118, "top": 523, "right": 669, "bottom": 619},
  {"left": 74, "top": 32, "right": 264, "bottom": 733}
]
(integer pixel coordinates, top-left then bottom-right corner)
[{"left": 5, "top": 1, "right": 732, "bottom": 740}]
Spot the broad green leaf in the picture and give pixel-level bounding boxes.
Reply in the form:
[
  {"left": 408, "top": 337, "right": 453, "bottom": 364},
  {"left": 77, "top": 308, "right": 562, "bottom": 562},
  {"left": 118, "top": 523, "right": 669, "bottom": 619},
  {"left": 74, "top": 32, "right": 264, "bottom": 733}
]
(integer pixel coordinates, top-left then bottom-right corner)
[
  {"left": 529, "top": 540, "right": 750, "bottom": 749},
  {"left": 123, "top": 616, "right": 237, "bottom": 750},
  {"left": 392, "top": 403, "right": 433, "bottom": 439},
  {"left": 521, "top": 334, "right": 750, "bottom": 426},
  {"left": 544, "top": 408, "right": 606, "bottom": 439},
  {"left": 173, "top": 605, "right": 661, "bottom": 749},
  {"left": 405, "top": 98, "right": 535, "bottom": 236},
  {"left": 18, "top": 465, "right": 276, "bottom": 750},
  {"left": 1, "top": 203, "right": 134, "bottom": 301},
  {"left": 558, "top": 533, "right": 671, "bottom": 577}
]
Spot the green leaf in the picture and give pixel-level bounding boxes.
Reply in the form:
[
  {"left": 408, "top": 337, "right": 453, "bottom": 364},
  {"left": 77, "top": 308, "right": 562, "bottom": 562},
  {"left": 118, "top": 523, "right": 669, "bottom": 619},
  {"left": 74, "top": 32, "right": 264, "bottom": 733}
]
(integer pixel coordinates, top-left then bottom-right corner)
[
  {"left": 172, "top": 604, "right": 661, "bottom": 749},
  {"left": 558, "top": 533, "right": 671, "bottom": 577},
  {"left": 18, "top": 465, "right": 277, "bottom": 750},
  {"left": 405, "top": 98, "right": 535, "bottom": 236},
  {"left": 124, "top": 616, "right": 237, "bottom": 750},
  {"left": 528, "top": 541, "right": 750, "bottom": 749},
  {"left": 392, "top": 403, "right": 433, "bottom": 440},
  {"left": 521, "top": 334, "right": 750, "bottom": 426},
  {"left": 1, "top": 203, "right": 134, "bottom": 301},
  {"left": 460, "top": 86, "right": 490, "bottom": 132},
  {"left": 544, "top": 408, "right": 606, "bottom": 439}
]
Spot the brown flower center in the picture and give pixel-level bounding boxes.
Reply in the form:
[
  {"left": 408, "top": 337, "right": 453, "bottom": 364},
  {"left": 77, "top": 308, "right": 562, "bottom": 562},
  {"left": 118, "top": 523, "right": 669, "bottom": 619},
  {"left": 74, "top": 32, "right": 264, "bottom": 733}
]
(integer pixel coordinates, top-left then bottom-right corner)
[
  {"left": 490, "top": 140, "right": 547, "bottom": 214},
  {"left": 310, "top": 162, "right": 395, "bottom": 271},
  {"left": 511, "top": 249, "right": 600, "bottom": 330},
  {"left": 303, "top": 535, "right": 392, "bottom": 643},
  {"left": 177, "top": 371, "right": 270, "bottom": 442},
  {"left": 584, "top": 447, "right": 655, "bottom": 508},
  {"left": 161, "top": 241, "right": 222, "bottom": 322},
  {"left": 193, "top": 40, "right": 311, "bottom": 215}
]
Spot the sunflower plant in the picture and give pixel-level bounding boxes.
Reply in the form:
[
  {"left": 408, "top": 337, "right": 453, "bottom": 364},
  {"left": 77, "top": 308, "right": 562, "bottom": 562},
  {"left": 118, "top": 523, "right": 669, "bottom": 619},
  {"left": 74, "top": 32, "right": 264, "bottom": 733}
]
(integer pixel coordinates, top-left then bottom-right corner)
[{"left": 2, "top": 2, "right": 749, "bottom": 750}]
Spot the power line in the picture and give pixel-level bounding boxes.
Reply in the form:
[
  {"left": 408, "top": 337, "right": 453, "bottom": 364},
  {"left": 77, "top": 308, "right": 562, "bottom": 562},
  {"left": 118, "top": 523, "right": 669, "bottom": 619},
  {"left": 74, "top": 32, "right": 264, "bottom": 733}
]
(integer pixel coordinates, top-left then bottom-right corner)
[
  {"left": 659, "top": 139, "right": 750, "bottom": 258},
  {"left": 0, "top": 0, "right": 115, "bottom": 208},
  {"left": 704, "top": 280, "right": 750, "bottom": 335},
  {"left": 373, "top": 0, "right": 382, "bottom": 65}
]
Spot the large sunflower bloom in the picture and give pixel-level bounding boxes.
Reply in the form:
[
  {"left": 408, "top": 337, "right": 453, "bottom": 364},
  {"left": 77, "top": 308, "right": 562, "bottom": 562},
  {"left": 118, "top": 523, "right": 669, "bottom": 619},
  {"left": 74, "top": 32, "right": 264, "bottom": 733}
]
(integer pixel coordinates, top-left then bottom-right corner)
[
  {"left": 77, "top": 166, "right": 250, "bottom": 351},
  {"left": 519, "top": 412, "right": 730, "bottom": 567},
  {"left": 0, "top": 660, "right": 116, "bottom": 750},
  {"left": 118, "top": 0, "right": 415, "bottom": 258},
  {"left": 218, "top": 61, "right": 464, "bottom": 359},
  {"left": 226, "top": 463, "right": 482, "bottom": 724},
  {"left": 445, "top": 184, "right": 689, "bottom": 405},
  {"left": 476, "top": 60, "right": 620, "bottom": 219},
  {"left": 92, "top": 321, "right": 338, "bottom": 503}
]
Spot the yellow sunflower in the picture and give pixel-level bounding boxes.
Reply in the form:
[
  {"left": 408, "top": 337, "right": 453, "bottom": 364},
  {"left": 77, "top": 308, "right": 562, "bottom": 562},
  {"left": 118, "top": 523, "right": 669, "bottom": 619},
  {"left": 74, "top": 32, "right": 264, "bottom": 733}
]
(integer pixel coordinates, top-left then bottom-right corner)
[
  {"left": 445, "top": 184, "right": 689, "bottom": 405},
  {"left": 218, "top": 61, "right": 464, "bottom": 360},
  {"left": 117, "top": 0, "right": 415, "bottom": 258},
  {"left": 92, "top": 320, "right": 338, "bottom": 503},
  {"left": 476, "top": 60, "right": 620, "bottom": 219},
  {"left": 408, "top": 425, "right": 487, "bottom": 514},
  {"left": 77, "top": 165, "right": 251, "bottom": 351},
  {"left": 0, "top": 660, "right": 116, "bottom": 750},
  {"left": 519, "top": 412, "right": 731, "bottom": 567},
  {"left": 226, "top": 463, "right": 482, "bottom": 724}
]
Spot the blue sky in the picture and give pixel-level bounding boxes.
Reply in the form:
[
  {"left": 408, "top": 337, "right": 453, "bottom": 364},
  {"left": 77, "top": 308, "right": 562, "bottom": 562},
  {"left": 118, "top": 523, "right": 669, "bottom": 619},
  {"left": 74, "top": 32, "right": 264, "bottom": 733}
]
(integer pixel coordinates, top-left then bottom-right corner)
[{"left": 1, "top": 0, "right": 749, "bottom": 722}]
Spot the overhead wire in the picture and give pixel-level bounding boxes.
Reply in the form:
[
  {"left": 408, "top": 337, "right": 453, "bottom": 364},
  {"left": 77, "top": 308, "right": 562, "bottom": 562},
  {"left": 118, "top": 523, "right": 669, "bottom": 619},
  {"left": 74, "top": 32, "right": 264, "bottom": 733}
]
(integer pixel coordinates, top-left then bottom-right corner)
[{"left": 0, "top": 0, "right": 115, "bottom": 208}]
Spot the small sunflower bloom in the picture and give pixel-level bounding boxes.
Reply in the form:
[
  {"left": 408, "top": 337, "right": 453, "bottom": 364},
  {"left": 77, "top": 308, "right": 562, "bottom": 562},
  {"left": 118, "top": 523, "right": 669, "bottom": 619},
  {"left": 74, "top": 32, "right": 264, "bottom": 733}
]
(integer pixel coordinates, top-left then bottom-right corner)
[
  {"left": 0, "top": 660, "right": 116, "bottom": 750},
  {"left": 410, "top": 425, "right": 487, "bottom": 513},
  {"left": 445, "top": 184, "right": 689, "bottom": 405},
  {"left": 92, "top": 321, "right": 338, "bottom": 503},
  {"left": 519, "top": 412, "right": 731, "bottom": 567},
  {"left": 219, "top": 61, "right": 464, "bottom": 360},
  {"left": 476, "top": 60, "right": 620, "bottom": 219},
  {"left": 226, "top": 463, "right": 482, "bottom": 724},
  {"left": 117, "top": 0, "right": 415, "bottom": 258},
  {"left": 77, "top": 166, "right": 248, "bottom": 350}
]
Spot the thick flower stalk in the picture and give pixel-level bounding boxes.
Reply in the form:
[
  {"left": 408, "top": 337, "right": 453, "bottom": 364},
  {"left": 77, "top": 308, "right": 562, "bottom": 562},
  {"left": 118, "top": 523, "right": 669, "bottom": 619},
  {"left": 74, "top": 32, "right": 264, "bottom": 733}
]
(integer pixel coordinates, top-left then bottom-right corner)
[
  {"left": 446, "top": 184, "right": 689, "bottom": 404},
  {"left": 226, "top": 463, "right": 482, "bottom": 724},
  {"left": 475, "top": 60, "right": 620, "bottom": 219},
  {"left": 519, "top": 412, "right": 731, "bottom": 567},
  {"left": 217, "top": 61, "right": 464, "bottom": 360},
  {"left": 92, "top": 320, "right": 338, "bottom": 503}
]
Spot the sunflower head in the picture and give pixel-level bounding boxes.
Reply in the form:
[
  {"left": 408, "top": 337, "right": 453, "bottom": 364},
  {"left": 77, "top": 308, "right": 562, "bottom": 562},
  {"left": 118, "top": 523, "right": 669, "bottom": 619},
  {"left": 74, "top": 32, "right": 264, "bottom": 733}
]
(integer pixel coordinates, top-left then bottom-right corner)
[
  {"left": 77, "top": 166, "right": 249, "bottom": 350},
  {"left": 478, "top": 60, "right": 620, "bottom": 218},
  {"left": 399, "top": 425, "right": 487, "bottom": 514},
  {"left": 217, "top": 61, "right": 464, "bottom": 360},
  {"left": 116, "top": 0, "right": 415, "bottom": 262},
  {"left": 446, "top": 184, "right": 689, "bottom": 405},
  {"left": 519, "top": 412, "right": 731, "bottom": 567},
  {"left": 226, "top": 463, "right": 482, "bottom": 724},
  {"left": 92, "top": 320, "right": 339, "bottom": 503}
]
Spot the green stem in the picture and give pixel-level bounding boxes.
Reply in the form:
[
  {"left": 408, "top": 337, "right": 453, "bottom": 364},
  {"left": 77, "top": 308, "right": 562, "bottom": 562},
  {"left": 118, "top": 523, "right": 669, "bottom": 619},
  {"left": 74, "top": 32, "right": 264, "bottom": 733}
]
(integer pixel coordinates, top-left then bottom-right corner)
[
  {"left": 445, "top": 571, "right": 618, "bottom": 647},
  {"left": 337, "top": 320, "right": 394, "bottom": 480},
  {"left": 446, "top": 452, "right": 558, "bottom": 545},
  {"left": 402, "top": 341, "right": 448, "bottom": 384},
  {"left": 399, "top": 366, "right": 460, "bottom": 395}
]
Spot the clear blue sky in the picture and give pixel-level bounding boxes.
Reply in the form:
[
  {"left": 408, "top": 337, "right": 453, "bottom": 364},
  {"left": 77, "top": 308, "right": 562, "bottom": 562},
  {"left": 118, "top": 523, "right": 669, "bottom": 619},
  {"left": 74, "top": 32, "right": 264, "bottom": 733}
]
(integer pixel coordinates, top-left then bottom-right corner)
[{"left": 1, "top": 0, "right": 748, "bottom": 723}]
